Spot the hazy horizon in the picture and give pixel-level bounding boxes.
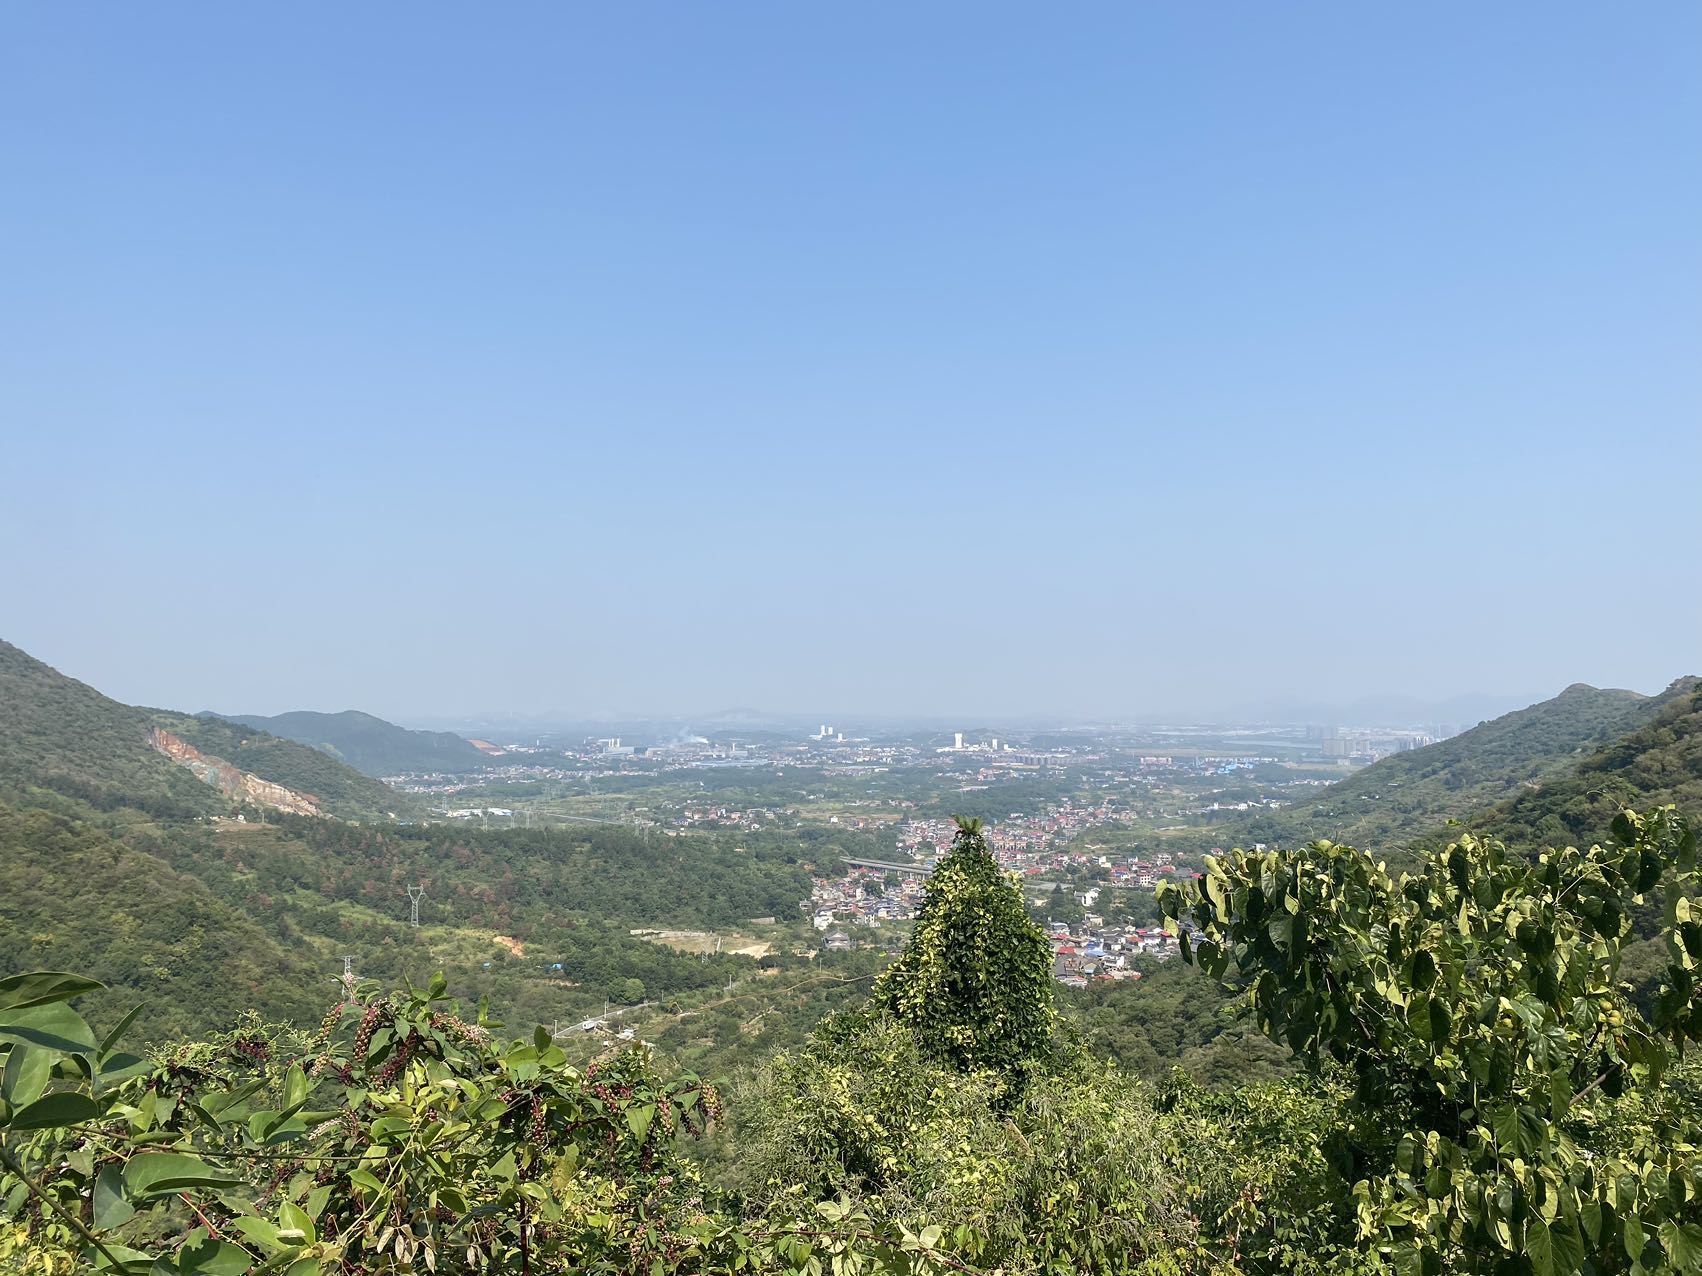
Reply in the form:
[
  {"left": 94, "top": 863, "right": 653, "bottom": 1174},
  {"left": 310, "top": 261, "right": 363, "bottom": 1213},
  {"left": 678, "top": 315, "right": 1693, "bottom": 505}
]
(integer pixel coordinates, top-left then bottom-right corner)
[
  {"left": 8, "top": 632, "right": 1681, "bottom": 731},
  {"left": 4, "top": 4, "right": 1698, "bottom": 722}
]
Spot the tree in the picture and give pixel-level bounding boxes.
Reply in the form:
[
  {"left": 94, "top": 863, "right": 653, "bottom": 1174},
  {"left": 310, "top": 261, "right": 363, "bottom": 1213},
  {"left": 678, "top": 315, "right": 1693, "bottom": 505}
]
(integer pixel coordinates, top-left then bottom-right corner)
[
  {"left": 1159, "top": 805, "right": 1702, "bottom": 1275},
  {"left": 871, "top": 817, "right": 1056, "bottom": 1083}
]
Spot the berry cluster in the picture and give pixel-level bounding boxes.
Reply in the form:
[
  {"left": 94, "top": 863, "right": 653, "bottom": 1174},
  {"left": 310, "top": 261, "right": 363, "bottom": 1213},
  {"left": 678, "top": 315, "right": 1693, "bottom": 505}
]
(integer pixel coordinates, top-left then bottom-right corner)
[
  {"left": 351, "top": 999, "right": 389, "bottom": 1062},
  {"left": 528, "top": 1093, "right": 548, "bottom": 1146},
  {"left": 430, "top": 1010, "right": 489, "bottom": 1045},
  {"left": 371, "top": 1029, "right": 419, "bottom": 1088}
]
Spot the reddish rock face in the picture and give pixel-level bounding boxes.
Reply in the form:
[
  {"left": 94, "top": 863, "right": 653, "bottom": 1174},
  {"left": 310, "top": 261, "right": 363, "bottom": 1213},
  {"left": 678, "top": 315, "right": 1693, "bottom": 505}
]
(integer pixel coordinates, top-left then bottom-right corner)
[{"left": 148, "top": 727, "right": 322, "bottom": 817}]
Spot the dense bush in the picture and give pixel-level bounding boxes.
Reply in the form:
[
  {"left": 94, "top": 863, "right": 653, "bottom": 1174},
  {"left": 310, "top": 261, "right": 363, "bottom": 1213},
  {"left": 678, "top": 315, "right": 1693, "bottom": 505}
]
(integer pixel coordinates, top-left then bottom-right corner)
[
  {"left": 732, "top": 1013, "right": 1199, "bottom": 1274},
  {"left": 1162, "top": 805, "right": 1702, "bottom": 1274},
  {"left": 0, "top": 972, "right": 962, "bottom": 1275}
]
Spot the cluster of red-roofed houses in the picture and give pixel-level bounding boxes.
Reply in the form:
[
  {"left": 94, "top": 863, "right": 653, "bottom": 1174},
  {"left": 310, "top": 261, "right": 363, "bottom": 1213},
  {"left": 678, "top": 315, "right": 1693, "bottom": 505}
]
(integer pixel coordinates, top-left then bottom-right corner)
[{"left": 1046, "top": 921, "right": 1181, "bottom": 987}]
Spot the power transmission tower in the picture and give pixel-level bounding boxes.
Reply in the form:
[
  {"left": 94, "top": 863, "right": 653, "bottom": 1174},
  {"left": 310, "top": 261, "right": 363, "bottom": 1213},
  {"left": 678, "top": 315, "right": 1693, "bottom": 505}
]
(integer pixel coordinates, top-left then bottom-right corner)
[{"left": 406, "top": 884, "right": 425, "bottom": 927}]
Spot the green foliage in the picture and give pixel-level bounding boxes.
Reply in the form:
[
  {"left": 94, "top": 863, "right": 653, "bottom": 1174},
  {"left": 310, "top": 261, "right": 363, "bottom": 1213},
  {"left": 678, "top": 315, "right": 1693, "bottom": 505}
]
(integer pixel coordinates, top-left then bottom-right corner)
[
  {"left": 1067, "top": 961, "right": 1295, "bottom": 1088},
  {"left": 0, "top": 802, "right": 325, "bottom": 1044},
  {"left": 871, "top": 818, "right": 1056, "bottom": 1083},
  {"left": 1160, "top": 805, "right": 1702, "bottom": 1274},
  {"left": 1156, "top": 1071, "right": 1376, "bottom": 1275},
  {"left": 732, "top": 1013, "right": 1199, "bottom": 1275},
  {"left": 0, "top": 972, "right": 963, "bottom": 1275}
]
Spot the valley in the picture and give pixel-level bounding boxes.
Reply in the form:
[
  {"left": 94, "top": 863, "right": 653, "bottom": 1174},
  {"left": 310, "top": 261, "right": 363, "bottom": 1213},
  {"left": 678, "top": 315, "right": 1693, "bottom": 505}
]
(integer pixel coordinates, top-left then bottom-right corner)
[{"left": 4, "top": 636, "right": 1700, "bottom": 1273}]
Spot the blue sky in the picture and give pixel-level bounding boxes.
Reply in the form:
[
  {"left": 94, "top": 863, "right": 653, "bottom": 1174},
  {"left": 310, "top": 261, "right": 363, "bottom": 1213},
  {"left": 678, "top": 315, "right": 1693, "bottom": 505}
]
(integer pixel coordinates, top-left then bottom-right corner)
[{"left": 2, "top": 3, "right": 1697, "bottom": 721}]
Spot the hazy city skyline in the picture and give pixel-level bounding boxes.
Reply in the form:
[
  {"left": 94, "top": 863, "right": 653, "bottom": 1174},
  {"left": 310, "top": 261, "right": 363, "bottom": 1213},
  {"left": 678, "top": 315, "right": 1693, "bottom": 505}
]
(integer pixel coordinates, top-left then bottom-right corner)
[{"left": 4, "top": 4, "right": 1698, "bottom": 721}]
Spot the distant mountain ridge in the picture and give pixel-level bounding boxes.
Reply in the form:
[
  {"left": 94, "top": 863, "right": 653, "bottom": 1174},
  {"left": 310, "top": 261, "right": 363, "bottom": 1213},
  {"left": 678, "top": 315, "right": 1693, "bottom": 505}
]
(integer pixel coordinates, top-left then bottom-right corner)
[
  {"left": 0, "top": 639, "right": 413, "bottom": 822},
  {"left": 1477, "top": 678, "right": 1702, "bottom": 851},
  {"left": 0, "top": 639, "right": 223, "bottom": 819},
  {"left": 1225, "top": 677, "right": 1696, "bottom": 855},
  {"left": 218, "top": 709, "right": 490, "bottom": 777}
]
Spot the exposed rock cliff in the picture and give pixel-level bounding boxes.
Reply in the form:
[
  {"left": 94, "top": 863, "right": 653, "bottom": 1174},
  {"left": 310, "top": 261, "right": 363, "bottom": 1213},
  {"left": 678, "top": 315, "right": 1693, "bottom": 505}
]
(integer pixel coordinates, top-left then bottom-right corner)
[{"left": 148, "top": 727, "right": 322, "bottom": 817}]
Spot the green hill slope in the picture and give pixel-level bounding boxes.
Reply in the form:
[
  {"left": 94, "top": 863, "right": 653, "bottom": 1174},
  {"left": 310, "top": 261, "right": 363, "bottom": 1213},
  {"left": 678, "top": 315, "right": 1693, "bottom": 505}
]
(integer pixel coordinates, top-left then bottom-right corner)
[
  {"left": 0, "top": 641, "right": 821, "bottom": 1044},
  {"left": 153, "top": 711, "right": 420, "bottom": 820},
  {"left": 0, "top": 800, "right": 325, "bottom": 1041},
  {"left": 0, "top": 639, "right": 415, "bottom": 822},
  {"left": 1227, "top": 679, "right": 1688, "bottom": 852},
  {"left": 0, "top": 639, "right": 224, "bottom": 818},
  {"left": 222, "top": 709, "right": 490, "bottom": 776},
  {"left": 1477, "top": 678, "right": 1702, "bottom": 850}
]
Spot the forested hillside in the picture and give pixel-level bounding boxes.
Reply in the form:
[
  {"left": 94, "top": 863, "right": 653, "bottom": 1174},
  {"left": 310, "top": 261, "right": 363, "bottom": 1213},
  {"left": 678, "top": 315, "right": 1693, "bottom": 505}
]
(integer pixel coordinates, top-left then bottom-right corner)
[
  {"left": 221, "top": 709, "right": 490, "bottom": 776},
  {"left": 0, "top": 641, "right": 415, "bottom": 823},
  {"left": 1224, "top": 678, "right": 1689, "bottom": 854},
  {"left": 0, "top": 801, "right": 323, "bottom": 1041},
  {"left": 0, "top": 801, "right": 818, "bottom": 1046},
  {"left": 264, "top": 816, "right": 812, "bottom": 929},
  {"left": 1480, "top": 679, "right": 1702, "bottom": 850},
  {"left": 0, "top": 640, "right": 222, "bottom": 819}
]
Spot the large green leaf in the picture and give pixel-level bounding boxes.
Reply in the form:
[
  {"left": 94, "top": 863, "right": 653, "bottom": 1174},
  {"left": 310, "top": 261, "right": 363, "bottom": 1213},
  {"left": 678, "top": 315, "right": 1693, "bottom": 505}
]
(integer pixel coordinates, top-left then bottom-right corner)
[
  {"left": 1491, "top": 1104, "right": 1541, "bottom": 1158},
  {"left": 99, "top": 1003, "right": 148, "bottom": 1058},
  {"left": 228, "top": 1217, "right": 285, "bottom": 1252},
  {"left": 94, "top": 1163, "right": 135, "bottom": 1231},
  {"left": 1549, "top": 1216, "right": 1586, "bottom": 1275},
  {"left": 7, "top": 1090, "right": 102, "bottom": 1131},
  {"left": 278, "top": 1199, "right": 317, "bottom": 1245},
  {"left": 1660, "top": 1219, "right": 1702, "bottom": 1273},
  {"left": 1, "top": 1042, "right": 52, "bottom": 1108},
  {"left": 283, "top": 1063, "right": 308, "bottom": 1109},
  {"left": 0, "top": 971, "right": 103, "bottom": 1013},
  {"left": 0, "top": 1002, "right": 98, "bottom": 1054},
  {"left": 99, "top": 1051, "right": 153, "bottom": 1085},
  {"left": 1527, "top": 1217, "right": 1554, "bottom": 1276},
  {"left": 1408, "top": 993, "right": 1451, "bottom": 1047},
  {"left": 170, "top": 1237, "right": 255, "bottom": 1276},
  {"left": 122, "top": 1153, "right": 241, "bottom": 1198},
  {"left": 84, "top": 1242, "right": 156, "bottom": 1274}
]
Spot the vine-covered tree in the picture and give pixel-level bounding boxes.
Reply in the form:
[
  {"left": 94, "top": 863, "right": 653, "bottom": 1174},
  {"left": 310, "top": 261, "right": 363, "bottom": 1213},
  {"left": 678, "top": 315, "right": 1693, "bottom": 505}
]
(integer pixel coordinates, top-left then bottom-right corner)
[{"left": 871, "top": 817, "right": 1056, "bottom": 1081}]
